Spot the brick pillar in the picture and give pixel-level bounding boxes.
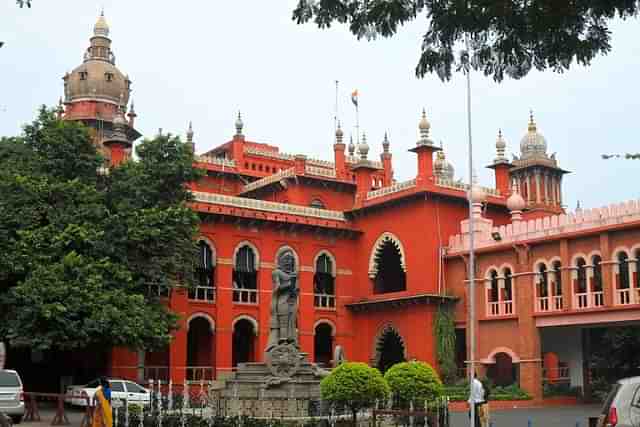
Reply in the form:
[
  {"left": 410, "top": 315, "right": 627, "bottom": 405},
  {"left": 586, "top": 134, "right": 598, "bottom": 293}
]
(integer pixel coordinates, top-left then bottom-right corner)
[
  {"left": 298, "top": 265, "right": 315, "bottom": 358},
  {"left": 215, "top": 260, "right": 234, "bottom": 380},
  {"left": 515, "top": 247, "right": 543, "bottom": 400},
  {"left": 560, "top": 239, "right": 572, "bottom": 310},
  {"left": 600, "top": 232, "right": 614, "bottom": 307},
  {"left": 169, "top": 289, "right": 188, "bottom": 384}
]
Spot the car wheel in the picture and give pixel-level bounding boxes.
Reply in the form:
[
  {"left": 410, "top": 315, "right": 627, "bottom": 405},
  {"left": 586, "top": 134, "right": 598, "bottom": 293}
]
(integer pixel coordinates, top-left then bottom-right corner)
[{"left": 10, "top": 416, "right": 21, "bottom": 424}]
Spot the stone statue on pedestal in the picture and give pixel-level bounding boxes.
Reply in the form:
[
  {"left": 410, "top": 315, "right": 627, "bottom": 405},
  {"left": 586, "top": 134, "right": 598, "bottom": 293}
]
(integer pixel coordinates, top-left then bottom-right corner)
[{"left": 267, "top": 249, "right": 299, "bottom": 351}]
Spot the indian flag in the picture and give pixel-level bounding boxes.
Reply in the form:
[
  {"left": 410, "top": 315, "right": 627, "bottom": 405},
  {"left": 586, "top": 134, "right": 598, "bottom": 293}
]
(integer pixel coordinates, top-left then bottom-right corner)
[{"left": 351, "top": 89, "right": 358, "bottom": 107}]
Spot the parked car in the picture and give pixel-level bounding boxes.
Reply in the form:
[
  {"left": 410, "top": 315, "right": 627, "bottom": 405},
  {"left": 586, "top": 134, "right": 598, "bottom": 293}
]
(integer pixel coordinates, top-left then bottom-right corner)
[
  {"left": 597, "top": 376, "right": 640, "bottom": 427},
  {"left": 0, "top": 370, "right": 24, "bottom": 424},
  {"left": 65, "top": 379, "right": 150, "bottom": 407},
  {"left": 0, "top": 412, "right": 13, "bottom": 427}
]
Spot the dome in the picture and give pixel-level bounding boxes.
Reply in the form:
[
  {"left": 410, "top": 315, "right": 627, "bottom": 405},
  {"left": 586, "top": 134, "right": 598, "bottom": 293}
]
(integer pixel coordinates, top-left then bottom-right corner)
[
  {"left": 65, "top": 60, "right": 130, "bottom": 105},
  {"left": 358, "top": 133, "right": 369, "bottom": 159},
  {"left": 507, "top": 189, "right": 526, "bottom": 212},
  {"left": 434, "top": 150, "right": 454, "bottom": 181},
  {"left": 520, "top": 112, "right": 547, "bottom": 159},
  {"left": 63, "top": 13, "right": 130, "bottom": 106}
]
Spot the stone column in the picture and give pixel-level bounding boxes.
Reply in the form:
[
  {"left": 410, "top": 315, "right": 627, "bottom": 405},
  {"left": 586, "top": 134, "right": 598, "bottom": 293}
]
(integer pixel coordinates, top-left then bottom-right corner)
[
  {"left": 600, "top": 232, "right": 614, "bottom": 307},
  {"left": 560, "top": 239, "right": 572, "bottom": 311},
  {"left": 215, "top": 259, "right": 235, "bottom": 381},
  {"left": 543, "top": 172, "right": 549, "bottom": 204},
  {"left": 535, "top": 170, "right": 541, "bottom": 204}
]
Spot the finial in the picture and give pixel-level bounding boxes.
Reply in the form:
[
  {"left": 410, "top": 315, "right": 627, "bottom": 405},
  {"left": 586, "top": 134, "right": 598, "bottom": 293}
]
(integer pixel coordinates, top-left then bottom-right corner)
[
  {"left": 187, "top": 121, "right": 194, "bottom": 142},
  {"left": 495, "top": 128, "right": 507, "bottom": 160},
  {"left": 335, "top": 121, "right": 344, "bottom": 144},
  {"left": 382, "top": 132, "right": 390, "bottom": 153},
  {"left": 94, "top": 9, "right": 110, "bottom": 37},
  {"left": 128, "top": 100, "right": 136, "bottom": 115},
  {"left": 235, "top": 111, "right": 244, "bottom": 136},
  {"left": 528, "top": 109, "right": 537, "bottom": 132},
  {"left": 158, "top": 128, "right": 163, "bottom": 137},
  {"left": 358, "top": 132, "right": 369, "bottom": 160},
  {"left": 348, "top": 134, "right": 355, "bottom": 156},
  {"left": 418, "top": 108, "right": 432, "bottom": 146},
  {"left": 576, "top": 200, "right": 582, "bottom": 211}
]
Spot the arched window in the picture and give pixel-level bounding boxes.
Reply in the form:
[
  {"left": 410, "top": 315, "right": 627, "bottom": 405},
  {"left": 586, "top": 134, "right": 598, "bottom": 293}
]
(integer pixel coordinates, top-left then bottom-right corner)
[
  {"left": 489, "top": 270, "right": 499, "bottom": 303},
  {"left": 592, "top": 255, "right": 603, "bottom": 292},
  {"left": 373, "top": 239, "right": 406, "bottom": 294},
  {"left": 190, "top": 240, "right": 215, "bottom": 302},
  {"left": 233, "top": 244, "right": 258, "bottom": 304},
  {"left": 576, "top": 258, "right": 587, "bottom": 293},
  {"left": 538, "top": 264, "right": 549, "bottom": 298},
  {"left": 617, "top": 252, "right": 630, "bottom": 289},
  {"left": 503, "top": 268, "right": 513, "bottom": 302},
  {"left": 314, "top": 253, "right": 335, "bottom": 308},
  {"left": 552, "top": 261, "right": 562, "bottom": 297},
  {"left": 310, "top": 199, "right": 325, "bottom": 209}
]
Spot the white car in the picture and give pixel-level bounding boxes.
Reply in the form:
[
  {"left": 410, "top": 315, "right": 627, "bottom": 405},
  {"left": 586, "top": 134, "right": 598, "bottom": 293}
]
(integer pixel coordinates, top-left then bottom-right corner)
[{"left": 65, "top": 379, "right": 150, "bottom": 407}]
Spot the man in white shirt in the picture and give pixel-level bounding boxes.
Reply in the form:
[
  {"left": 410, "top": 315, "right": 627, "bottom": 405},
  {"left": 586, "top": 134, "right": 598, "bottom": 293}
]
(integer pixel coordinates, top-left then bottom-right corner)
[{"left": 468, "top": 373, "right": 485, "bottom": 427}]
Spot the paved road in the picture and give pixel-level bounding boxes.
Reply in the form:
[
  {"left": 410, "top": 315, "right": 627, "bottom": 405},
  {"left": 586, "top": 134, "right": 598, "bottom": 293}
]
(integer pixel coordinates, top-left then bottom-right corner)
[
  {"left": 20, "top": 404, "right": 603, "bottom": 427},
  {"left": 450, "top": 405, "right": 602, "bottom": 427}
]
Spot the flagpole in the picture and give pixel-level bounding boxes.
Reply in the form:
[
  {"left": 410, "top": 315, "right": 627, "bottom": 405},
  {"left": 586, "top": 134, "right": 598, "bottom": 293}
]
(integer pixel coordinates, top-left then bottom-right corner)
[
  {"left": 334, "top": 80, "right": 339, "bottom": 131},
  {"left": 356, "top": 102, "right": 360, "bottom": 143}
]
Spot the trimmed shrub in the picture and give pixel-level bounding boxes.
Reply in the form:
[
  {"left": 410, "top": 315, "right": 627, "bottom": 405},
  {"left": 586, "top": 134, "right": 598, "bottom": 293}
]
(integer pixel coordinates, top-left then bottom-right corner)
[{"left": 384, "top": 361, "right": 444, "bottom": 405}]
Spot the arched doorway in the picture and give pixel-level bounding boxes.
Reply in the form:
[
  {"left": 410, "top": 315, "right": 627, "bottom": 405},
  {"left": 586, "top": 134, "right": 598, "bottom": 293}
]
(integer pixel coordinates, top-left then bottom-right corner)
[
  {"left": 375, "top": 327, "right": 406, "bottom": 373},
  {"left": 314, "top": 323, "right": 333, "bottom": 367},
  {"left": 232, "top": 319, "right": 256, "bottom": 367},
  {"left": 186, "top": 316, "right": 214, "bottom": 381},
  {"left": 487, "top": 352, "right": 517, "bottom": 386}
]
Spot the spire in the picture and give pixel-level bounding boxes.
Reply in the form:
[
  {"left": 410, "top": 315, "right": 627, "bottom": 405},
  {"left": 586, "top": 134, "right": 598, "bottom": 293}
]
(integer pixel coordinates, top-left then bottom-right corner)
[
  {"left": 382, "top": 132, "right": 390, "bottom": 153},
  {"left": 417, "top": 108, "right": 433, "bottom": 146},
  {"left": 348, "top": 134, "right": 355, "bottom": 156},
  {"left": 495, "top": 128, "right": 507, "bottom": 160},
  {"left": 528, "top": 109, "right": 537, "bottom": 132},
  {"left": 127, "top": 100, "right": 136, "bottom": 116},
  {"left": 93, "top": 10, "right": 110, "bottom": 38},
  {"left": 187, "top": 121, "right": 194, "bottom": 143},
  {"left": 335, "top": 121, "right": 344, "bottom": 145},
  {"left": 358, "top": 132, "right": 369, "bottom": 160},
  {"left": 576, "top": 200, "right": 582, "bottom": 212},
  {"left": 235, "top": 111, "right": 244, "bottom": 136}
]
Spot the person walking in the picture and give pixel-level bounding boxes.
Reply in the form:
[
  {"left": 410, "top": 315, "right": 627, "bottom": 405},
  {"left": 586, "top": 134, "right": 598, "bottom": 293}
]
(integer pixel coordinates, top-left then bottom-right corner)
[
  {"left": 91, "top": 377, "right": 113, "bottom": 427},
  {"left": 468, "top": 373, "right": 485, "bottom": 427}
]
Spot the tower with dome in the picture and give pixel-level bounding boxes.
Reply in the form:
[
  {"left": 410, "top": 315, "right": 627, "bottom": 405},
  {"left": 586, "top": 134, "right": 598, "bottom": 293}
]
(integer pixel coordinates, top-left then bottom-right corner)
[{"left": 60, "top": 11, "right": 140, "bottom": 166}]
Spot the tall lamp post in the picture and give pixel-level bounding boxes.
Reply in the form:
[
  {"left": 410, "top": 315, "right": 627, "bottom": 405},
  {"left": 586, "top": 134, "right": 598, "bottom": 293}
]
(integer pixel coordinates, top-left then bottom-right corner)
[{"left": 465, "top": 36, "right": 477, "bottom": 427}]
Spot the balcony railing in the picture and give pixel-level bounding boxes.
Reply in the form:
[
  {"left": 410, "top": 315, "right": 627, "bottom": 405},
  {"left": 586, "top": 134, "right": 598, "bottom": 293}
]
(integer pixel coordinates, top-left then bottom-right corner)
[
  {"left": 574, "top": 291, "right": 605, "bottom": 309},
  {"left": 144, "top": 366, "right": 169, "bottom": 382},
  {"left": 314, "top": 293, "right": 336, "bottom": 309},
  {"left": 537, "top": 295, "right": 565, "bottom": 312},
  {"left": 233, "top": 288, "right": 258, "bottom": 304},
  {"left": 487, "top": 300, "right": 513, "bottom": 317},
  {"left": 537, "top": 296, "right": 550, "bottom": 312},
  {"left": 552, "top": 295, "right": 564, "bottom": 310},
  {"left": 186, "top": 366, "right": 214, "bottom": 382},
  {"left": 188, "top": 286, "right": 215, "bottom": 303}
]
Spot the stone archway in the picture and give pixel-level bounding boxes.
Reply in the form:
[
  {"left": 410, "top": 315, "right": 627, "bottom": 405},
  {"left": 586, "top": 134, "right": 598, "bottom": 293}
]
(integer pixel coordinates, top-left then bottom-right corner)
[
  {"left": 186, "top": 316, "right": 215, "bottom": 381},
  {"left": 232, "top": 318, "right": 256, "bottom": 367},
  {"left": 314, "top": 323, "right": 334, "bottom": 367},
  {"left": 487, "top": 352, "right": 518, "bottom": 386},
  {"left": 373, "top": 325, "right": 406, "bottom": 373}
]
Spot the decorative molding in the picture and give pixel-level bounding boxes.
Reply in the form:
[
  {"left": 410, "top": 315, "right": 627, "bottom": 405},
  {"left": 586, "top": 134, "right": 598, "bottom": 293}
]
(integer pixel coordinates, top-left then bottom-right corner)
[
  {"left": 217, "top": 258, "right": 233, "bottom": 265},
  {"left": 241, "top": 168, "right": 295, "bottom": 194},
  {"left": 192, "top": 191, "right": 347, "bottom": 222},
  {"left": 337, "top": 268, "right": 353, "bottom": 276},
  {"left": 305, "top": 165, "right": 337, "bottom": 178},
  {"left": 194, "top": 155, "right": 236, "bottom": 168}
]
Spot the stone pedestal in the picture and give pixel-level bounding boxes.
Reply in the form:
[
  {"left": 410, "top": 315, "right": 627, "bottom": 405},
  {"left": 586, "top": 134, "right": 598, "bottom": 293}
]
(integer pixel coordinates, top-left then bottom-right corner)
[{"left": 220, "top": 344, "right": 326, "bottom": 417}]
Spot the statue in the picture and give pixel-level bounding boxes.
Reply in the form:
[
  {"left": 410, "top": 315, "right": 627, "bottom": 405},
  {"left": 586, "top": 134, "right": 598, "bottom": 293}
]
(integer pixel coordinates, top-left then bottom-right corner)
[{"left": 266, "top": 249, "right": 299, "bottom": 351}]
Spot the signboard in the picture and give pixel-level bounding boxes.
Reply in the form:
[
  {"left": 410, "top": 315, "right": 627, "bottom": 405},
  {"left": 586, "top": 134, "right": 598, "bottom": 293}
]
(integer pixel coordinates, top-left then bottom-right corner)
[{"left": 0, "top": 342, "right": 5, "bottom": 370}]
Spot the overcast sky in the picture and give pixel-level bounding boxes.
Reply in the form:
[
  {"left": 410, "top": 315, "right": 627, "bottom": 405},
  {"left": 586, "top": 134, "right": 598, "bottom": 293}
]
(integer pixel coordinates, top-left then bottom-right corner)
[{"left": 1, "top": 1, "right": 638, "bottom": 210}]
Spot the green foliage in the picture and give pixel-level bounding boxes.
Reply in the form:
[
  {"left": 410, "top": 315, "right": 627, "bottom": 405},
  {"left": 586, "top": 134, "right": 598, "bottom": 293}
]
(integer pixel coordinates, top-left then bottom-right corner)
[
  {"left": 443, "top": 379, "right": 531, "bottom": 401},
  {"left": 384, "top": 361, "right": 443, "bottom": 405},
  {"left": 543, "top": 382, "right": 582, "bottom": 398},
  {"left": 434, "top": 304, "right": 457, "bottom": 384},
  {"left": 0, "top": 107, "right": 202, "bottom": 351},
  {"left": 292, "top": 0, "right": 640, "bottom": 82},
  {"left": 321, "top": 362, "right": 390, "bottom": 420}
]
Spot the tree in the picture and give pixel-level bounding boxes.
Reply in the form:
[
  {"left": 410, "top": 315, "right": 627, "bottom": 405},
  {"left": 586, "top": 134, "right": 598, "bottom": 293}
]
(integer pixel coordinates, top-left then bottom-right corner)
[
  {"left": 602, "top": 153, "right": 640, "bottom": 160},
  {"left": 292, "top": 0, "right": 640, "bottom": 82},
  {"left": 384, "top": 361, "right": 444, "bottom": 406},
  {"left": 0, "top": 107, "right": 203, "bottom": 351},
  {"left": 434, "top": 304, "right": 457, "bottom": 384},
  {"left": 320, "top": 362, "right": 390, "bottom": 426}
]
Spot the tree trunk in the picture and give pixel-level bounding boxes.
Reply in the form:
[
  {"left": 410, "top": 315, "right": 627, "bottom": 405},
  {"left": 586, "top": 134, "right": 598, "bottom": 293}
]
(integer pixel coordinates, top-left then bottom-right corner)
[{"left": 352, "top": 408, "right": 358, "bottom": 427}]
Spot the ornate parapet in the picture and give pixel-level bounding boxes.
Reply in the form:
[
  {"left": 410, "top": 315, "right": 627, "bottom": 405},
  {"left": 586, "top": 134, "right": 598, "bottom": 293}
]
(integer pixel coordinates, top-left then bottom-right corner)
[
  {"left": 435, "top": 177, "right": 500, "bottom": 198},
  {"left": 192, "top": 191, "right": 347, "bottom": 221},
  {"left": 305, "top": 165, "right": 337, "bottom": 178},
  {"left": 194, "top": 155, "right": 236, "bottom": 168},
  {"left": 366, "top": 179, "right": 416, "bottom": 200},
  {"left": 448, "top": 199, "right": 640, "bottom": 253}
]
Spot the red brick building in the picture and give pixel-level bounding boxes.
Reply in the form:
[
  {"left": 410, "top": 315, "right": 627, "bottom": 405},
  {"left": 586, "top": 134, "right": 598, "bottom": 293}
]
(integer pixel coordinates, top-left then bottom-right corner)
[{"left": 57, "top": 14, "right": 640, "bottom": 399}]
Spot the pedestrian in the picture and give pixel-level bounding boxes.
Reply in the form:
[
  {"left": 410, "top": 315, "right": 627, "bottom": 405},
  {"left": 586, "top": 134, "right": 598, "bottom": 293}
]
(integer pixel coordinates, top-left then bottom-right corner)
[
  {"left": 91, "top": 377, "right": 113, "bottom": 427},
  {"left": 468, "top": 373, "right": 485, "bottom": 427},
  {"left": 479, "top": 379, "right": 492, "bottom": 427}
]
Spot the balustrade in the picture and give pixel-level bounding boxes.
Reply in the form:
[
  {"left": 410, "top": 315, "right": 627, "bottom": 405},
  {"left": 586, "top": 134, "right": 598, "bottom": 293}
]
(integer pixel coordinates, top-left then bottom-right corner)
[
  {"left": 232, "top": 288, "right": 258, "bottom": 304},
  {"left": 186, "top": 366, "right": 214, "bottom": 382},
  {"left": 487, "top": 300, "right": 513, "bottom": 317},
  {"left": 314, "top": 293, "right": 335, "bottom": 309},
  {"left": 188, "top": 286, "right": 215, "bottom": 303}
]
